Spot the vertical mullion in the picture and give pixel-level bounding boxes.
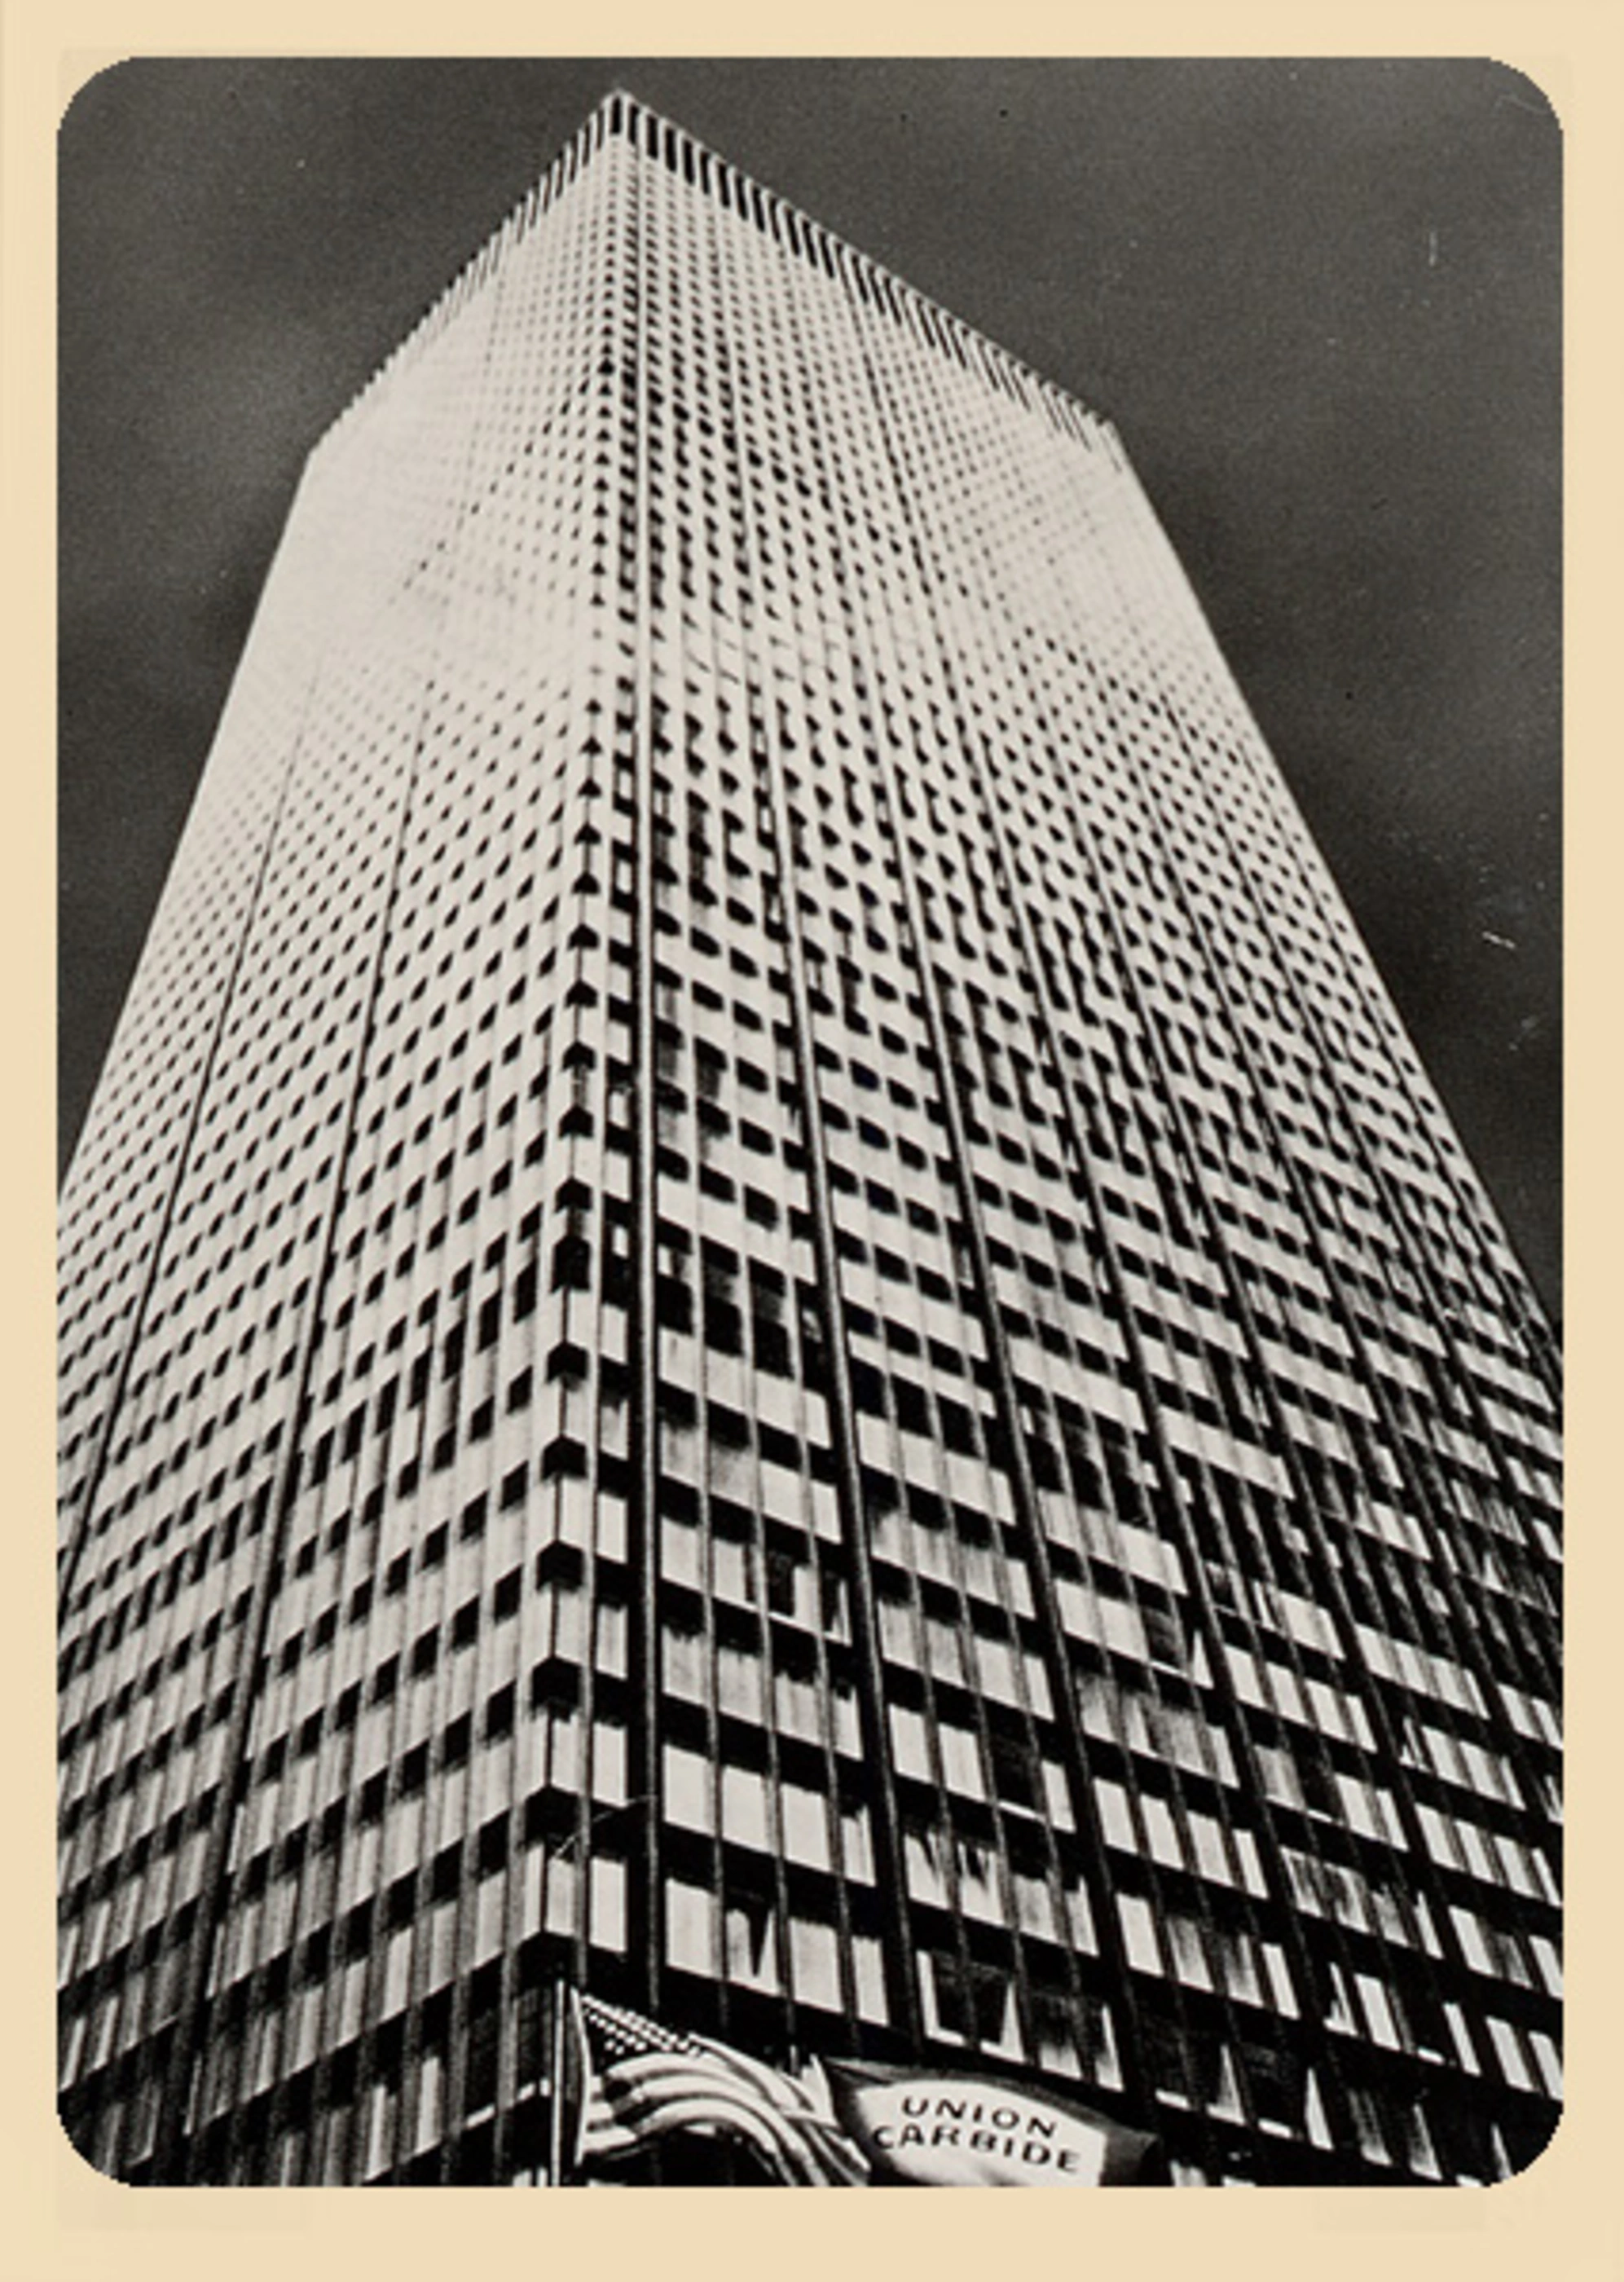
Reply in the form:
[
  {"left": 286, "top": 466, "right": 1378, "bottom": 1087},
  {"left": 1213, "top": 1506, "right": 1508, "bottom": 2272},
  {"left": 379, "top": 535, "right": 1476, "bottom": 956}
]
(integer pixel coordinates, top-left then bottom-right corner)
[{"left": 624, "top": 139, "right": 665, "bottom": 2018}]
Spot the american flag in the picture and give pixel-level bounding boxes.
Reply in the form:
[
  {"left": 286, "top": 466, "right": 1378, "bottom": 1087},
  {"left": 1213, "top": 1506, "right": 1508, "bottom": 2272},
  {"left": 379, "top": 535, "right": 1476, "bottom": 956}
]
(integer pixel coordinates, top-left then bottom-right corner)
[{"left": 572, "top": 1991, "right": 869, "bottom": 2186}]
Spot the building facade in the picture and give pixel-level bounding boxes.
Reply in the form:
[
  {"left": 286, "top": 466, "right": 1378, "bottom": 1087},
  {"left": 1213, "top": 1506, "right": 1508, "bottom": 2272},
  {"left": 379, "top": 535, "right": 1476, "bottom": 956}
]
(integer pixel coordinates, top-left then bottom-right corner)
[{"left": 58, "top": 93, "right": 1562, "bottom": 2187}]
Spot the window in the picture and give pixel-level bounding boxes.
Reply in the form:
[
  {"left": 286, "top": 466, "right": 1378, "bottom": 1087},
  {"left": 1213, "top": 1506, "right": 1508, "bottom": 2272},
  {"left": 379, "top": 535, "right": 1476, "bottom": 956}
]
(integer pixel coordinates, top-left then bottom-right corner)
[
  {"left": 987, "top": 1729, "right": 1042, "bottom": 1813},
  {"left": 926, "top": 1951, "right": 1014, "bottom": 2048}
]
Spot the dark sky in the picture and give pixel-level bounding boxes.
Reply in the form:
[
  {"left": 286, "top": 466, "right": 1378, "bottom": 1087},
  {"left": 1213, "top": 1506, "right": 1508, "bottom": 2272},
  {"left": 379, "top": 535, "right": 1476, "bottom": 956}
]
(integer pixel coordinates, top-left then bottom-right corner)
[{"left": 59, "top": 57, "right": 1561, "bottom": 1315}]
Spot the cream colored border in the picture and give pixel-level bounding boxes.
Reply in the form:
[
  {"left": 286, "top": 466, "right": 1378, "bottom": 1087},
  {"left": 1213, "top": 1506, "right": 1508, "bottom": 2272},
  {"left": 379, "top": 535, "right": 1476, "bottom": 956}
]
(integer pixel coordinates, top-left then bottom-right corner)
[{"left": 13, "top": 7, "right": 1610, "bottom": 2277}]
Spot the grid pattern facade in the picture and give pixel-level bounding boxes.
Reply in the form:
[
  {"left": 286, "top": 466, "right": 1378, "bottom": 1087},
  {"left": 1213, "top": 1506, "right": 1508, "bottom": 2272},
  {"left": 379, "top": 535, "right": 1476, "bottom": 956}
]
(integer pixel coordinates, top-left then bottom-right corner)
[{"left": 58, "top": 94, "right": 1562, "bottom": 2187}]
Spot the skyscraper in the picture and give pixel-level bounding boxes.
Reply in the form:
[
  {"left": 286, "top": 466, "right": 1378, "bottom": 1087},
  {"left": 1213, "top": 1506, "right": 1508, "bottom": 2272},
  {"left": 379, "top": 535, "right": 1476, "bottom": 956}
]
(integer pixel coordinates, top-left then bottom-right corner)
[{"left": 57, "top": 90, "right": 1561, "bottom": 2187}]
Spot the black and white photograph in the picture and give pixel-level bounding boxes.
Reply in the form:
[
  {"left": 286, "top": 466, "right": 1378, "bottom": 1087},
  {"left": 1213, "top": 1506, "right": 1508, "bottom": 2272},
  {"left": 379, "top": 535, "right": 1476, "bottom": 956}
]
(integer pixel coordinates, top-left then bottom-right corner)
[{"left": 57, "top": 58, "right": 1561, "bottom": 2188}]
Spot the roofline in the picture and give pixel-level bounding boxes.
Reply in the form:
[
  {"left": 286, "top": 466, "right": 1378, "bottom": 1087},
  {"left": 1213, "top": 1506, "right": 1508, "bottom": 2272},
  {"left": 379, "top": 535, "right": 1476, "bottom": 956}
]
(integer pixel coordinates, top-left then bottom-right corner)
[{"left": 317, "top": 86, "right": 1123, "bottom": 469}]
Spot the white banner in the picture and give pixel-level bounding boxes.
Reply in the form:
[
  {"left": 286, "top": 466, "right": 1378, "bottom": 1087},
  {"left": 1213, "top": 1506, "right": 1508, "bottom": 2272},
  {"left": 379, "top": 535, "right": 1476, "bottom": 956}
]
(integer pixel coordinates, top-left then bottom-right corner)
[{"left": 827, "top": 2067, "right": 1160, "bottom": 2187}]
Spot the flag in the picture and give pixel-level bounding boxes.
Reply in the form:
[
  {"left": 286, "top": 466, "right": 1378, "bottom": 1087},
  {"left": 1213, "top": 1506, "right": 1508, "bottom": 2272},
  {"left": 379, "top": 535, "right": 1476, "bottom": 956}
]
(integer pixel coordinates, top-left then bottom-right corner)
[
  {"left": 825, "top": 2061, "right": 1166, "bottom": 2187},
  {"left": 572, "top": 1991, "right": 870, "bottom": 2186}
]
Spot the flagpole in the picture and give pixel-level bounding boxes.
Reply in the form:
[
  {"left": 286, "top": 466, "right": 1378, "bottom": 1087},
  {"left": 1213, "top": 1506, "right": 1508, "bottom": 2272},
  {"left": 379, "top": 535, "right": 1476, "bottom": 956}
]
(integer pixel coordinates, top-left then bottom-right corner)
[{"left": 546, "top": 1976, "right": 572, "bottom": 2187}]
